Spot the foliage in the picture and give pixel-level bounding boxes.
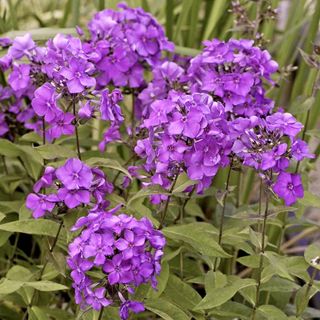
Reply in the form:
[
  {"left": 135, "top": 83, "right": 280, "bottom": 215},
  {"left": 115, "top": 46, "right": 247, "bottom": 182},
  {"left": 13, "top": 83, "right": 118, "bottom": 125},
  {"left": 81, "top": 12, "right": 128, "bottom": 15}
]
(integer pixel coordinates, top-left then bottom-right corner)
[{"left": 0, "top": 0, "right": 320, "bottom": 320}]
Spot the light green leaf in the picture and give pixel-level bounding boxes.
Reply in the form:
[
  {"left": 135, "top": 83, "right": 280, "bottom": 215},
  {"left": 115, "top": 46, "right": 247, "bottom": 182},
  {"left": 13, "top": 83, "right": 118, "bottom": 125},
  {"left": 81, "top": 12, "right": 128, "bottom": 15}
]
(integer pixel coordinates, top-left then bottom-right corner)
[
  {"left": 173, "top": 173, "right": 197, "bottom": 193},
  {"left": 35, "top": 145, "right": 77, "bottom": 160},
  {"left": 86, "top": 157, "right": 132, "bottom": 179},
  {"left": 3, "top": 28, "right": 77, "bottom": 41},
  {"left": 0, "top": 219, "right": 65, "bottom": 237},
  {"left": 0, "top": 139, "right": 22, "bottom": 157},
  {"left": 257, "top": 305, "right": 288, "bottom": 320},
  {"left": 264, "top": 251, "right": 294, "bottom": 281},
  {"left": 145, "top": 298, "right": 190, "bottom": 320},
  {"left": 0, "top": 279, "right": 23, "bottom": 295},
  {"left": 127, "top": 185, "right": 169, "bottom": 206},
  {"left": 299, "top": 191, "right": 320, "bottom": 208},
  {"left": 163, "top": 223, "right": 231, "bottom": 258},
  {"left": 193, "top": 278, "right": 256, "bottom": 310},
  {"left": 25, "top": 281, "right": 68, "bottom": 292},
  {"left": 29, "top": 306, "right": 50, "bottom": 320},
  {"left": 304, "top": 243, "right": 320, "bottom": 270},
  {"left": 6, "top": 266, "right": 32, "bottom": 281},
  {"left": 164, "top": 274, "right": 202, "bottom": 311}
]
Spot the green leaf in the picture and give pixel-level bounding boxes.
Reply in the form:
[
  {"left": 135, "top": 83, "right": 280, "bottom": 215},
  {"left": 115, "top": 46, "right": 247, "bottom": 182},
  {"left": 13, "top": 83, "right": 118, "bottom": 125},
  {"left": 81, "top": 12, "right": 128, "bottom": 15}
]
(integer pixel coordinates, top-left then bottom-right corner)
[
  {"left": 86, "top": 157, "right": 132, "bottom": 179},
  {"left": 0, "top": 279, "right": 23, "bottom": 295},
  {"left": 147, "top": 261, "right": 169, "bottom": 299},
  {"left": 249, "top": 228, "right": 265, "bottom": 250},
  {"left": 6, "top": 265, "right": 32, "bottom": 281},
  {"left": 237, "top": 254, "right": 261, "bottom": 268},
  {"left": 304, "top": 243, "right": 320, "bottom": 270},
  {"left": 295, "top": 284, "right": 318, "bottom": 316},
  {"left": 173, "top": 173, "right": 197, "bottom": 193},
  {"left": 35, "top": 145, "right": 77, "bottom": 160},
  {"left": 193, "top": 278, "right": 256, "bottom": 310},
  {"left": 264, "top": 251, "right": 294, "bottom": 281},
  {"left": 29, "top": 306, "right": 50, "bottom": 320},
  {"left": 205, "top": 271, "right": 227, "bottom": 294},
  {"left": 299, "top": 191, "right": 320, "bottom": 208},
  {"left": 0, "top": 139, "right": 22, "bottom": 157},
  {"left": 162, "top": 223, "right": 231, "bottom": 258},
  {"left": 257, "top": 305, "right": 288, "bottom": 320},
  {"left": 290, "top": 96, "right": 315, "bottom": 115},
  {"left": 202, "top": 0, "right": 226, "bottom": 40},
  {"left": 164, "top": 274, "right": 202, "bottom": 311},
  {"left": 174, "top": 46, "right": 201, "bottom": 57},
  {"left": 25, "top": 281, "right": 68, "bottom": 292},
  {"left": 127, "top": 185, "right": 169, "bottom": 206},
  {"left": 145, "top": 298, "right": 190, "bottom": 320},
  {"left": 3, "top": 28, "right": 77, "bottom": 41},
  {"left": 0, "top": 219, "right": 65, "bottom": 237}
]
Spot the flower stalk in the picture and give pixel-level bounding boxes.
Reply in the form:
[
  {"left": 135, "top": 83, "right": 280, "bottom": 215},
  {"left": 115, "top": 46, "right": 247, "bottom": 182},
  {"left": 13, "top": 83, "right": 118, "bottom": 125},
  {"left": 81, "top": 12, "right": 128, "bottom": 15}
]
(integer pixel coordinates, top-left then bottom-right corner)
[
  {"left": 213, "top": 163, "right": 233, "bottom": 272},
  {"left": 251, "top": 192, "right": 269, "bottom": 320}
]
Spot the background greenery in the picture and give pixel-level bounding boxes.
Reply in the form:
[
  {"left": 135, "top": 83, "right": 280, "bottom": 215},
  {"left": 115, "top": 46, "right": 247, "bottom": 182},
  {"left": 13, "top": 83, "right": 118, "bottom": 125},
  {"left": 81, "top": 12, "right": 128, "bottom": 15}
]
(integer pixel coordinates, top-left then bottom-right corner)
[{"left": 1, "top": 0, "right": 320, "bottom": 319}]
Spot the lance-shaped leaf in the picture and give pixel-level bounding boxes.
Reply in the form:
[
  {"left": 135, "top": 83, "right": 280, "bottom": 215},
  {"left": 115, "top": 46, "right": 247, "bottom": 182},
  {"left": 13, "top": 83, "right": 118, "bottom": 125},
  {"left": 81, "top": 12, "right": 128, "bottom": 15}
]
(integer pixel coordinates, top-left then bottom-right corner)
[{"left": 162, "top": 223, "right": 231, "bottom": 258}]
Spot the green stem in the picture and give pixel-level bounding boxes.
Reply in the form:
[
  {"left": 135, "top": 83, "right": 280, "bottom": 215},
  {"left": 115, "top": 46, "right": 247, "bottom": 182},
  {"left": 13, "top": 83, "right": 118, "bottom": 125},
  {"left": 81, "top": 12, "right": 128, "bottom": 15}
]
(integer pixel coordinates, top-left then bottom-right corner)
[
  {"left": 72, "top": 99, "right": 81, "bottom": 160},
  {"left": 98, "top": 308, "right": 104, "bottom": 320},
  {"left": 159, "top": 174, "right": 179, "bottom": 230},
  {"left": 213, "top": 164, "right": 233, "bottom": 271},
  {"left": 2, "top": 156, "right": 8, "bottom": 175},
  {"left": 22, "top": 221, "right": 64, "bottom": 320},
  {"left": 251, "top": 194, "right": 269, "bottom": 320},
  {"left": 253, "top": 0, "right": 263, "bottom": 38},
  {"left": 174, "top": 185, "right": 195, "bottom": 224}
]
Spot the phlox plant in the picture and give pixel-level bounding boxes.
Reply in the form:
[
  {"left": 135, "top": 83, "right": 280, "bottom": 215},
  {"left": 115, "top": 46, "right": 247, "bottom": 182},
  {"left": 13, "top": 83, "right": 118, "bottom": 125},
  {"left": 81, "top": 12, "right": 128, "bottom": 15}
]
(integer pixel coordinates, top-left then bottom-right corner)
[{"left": 0, "top": 1, "right": 320, "bottom": 320}]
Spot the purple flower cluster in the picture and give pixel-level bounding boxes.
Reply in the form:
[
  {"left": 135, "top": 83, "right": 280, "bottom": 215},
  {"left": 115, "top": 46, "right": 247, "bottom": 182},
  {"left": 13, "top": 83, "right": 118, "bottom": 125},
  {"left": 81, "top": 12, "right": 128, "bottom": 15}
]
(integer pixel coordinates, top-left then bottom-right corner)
[
  {"left": 26, "top": 158, "right": 113, "bottom": 218},
  {"left": 135, "top": 91, "right": 231, "bottom": 200},
  {"left": 230, "top": 112, "right": 313, "bottom": 205},
  {"left": 67, "top": 205, "right": 165, "bottom": 319},
  {"left": 187, "top": 39, "right": 278, "bottom": 116},
  {"left": 134, "top": 39, "right": 313, "bottom": 207},
  {"left": 0, "top": 31, "right": 124, "bottom": 142},
  {"left": 88, "top": 3, "right": 174, "bottom": 89}
]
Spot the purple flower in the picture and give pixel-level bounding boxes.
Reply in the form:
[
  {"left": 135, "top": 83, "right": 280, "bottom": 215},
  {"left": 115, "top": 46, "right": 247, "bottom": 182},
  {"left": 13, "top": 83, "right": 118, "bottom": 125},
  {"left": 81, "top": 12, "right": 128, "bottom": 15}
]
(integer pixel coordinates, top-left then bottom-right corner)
[
  {"left": 83, "top": 233, "right": 113, "bottom": 265},
  {"left": 31, "top": 83, "right": 60, "bottom": 122},
  {"left": 49, "top": 112, "right": 75, "bottom": 139},
  {"left": 99, "top": 125, "right": 121, "bottom": 152},
  {"left": 8, "top": 64, "right": 31, "bottom": 92},
  {"left": 56, "top": 158, "right": 93, "bottom": 190},
  {"left": 100, "top": 89, "right": 123, "bottom": 122},
  {"left": 26, "top": 193, "right": 56, "bottom": 218},
  {"left": 57, "top": 188, "right": 91, "bottom": 209},
  {"left": 115, "top": 229, "right": 146, "bottom": 259},
  {"left": 85, "top": 287, "right": 112, "bottom": 310},
  {"left": 119, "top": 300, "right": 144, "bottom": 320},
  {"left": 266, "top": 112, "right": 303, "bottom": 137},
  {"left": 33, "top": 166, "right": 56, "bottom": 192},
  {"left": 168, "top": 110, "right": 203, "bottom": 138},
  {"left": 61, "top": 58, "right": 96, "bottom": 93},
  {"left": 8, "top": 33, "right": 35, "bottom": 59},
  {"left": 273, "top": 172, "right": 304, "bottom": 206},
  {"left": 103, "top": 254, "right": 133, "bottom": 285},
  {"left": 291, "top": 139, "right": 314, "bottom": 161}
]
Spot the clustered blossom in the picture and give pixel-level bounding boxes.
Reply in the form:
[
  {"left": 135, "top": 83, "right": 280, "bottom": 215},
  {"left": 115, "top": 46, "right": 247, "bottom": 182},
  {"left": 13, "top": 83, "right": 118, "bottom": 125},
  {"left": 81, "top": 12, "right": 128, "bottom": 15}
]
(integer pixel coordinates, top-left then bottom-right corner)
[
  {"left": 67, "top": 205, "right": 165, "bottom": 319},
  {"left": 230, "top": 112, "right": 314, "bottom": 205},
  {"left": 88, "top": 2, "right": 174, "bottom": 89},
  {"left": 26, "top": 158, "right": 113, "bottom": 218},
  {"left": 135, "top": 39, "right": 313, "bottom": 206},
  {"left": 187, "top": 38, "right": 278, "bottom": 116},
  {"left": 0, "top": 31, "right": 124, "bottom": 142},
  {"left": 135, "top": 91, "right": 232, "bottom": 202}
]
